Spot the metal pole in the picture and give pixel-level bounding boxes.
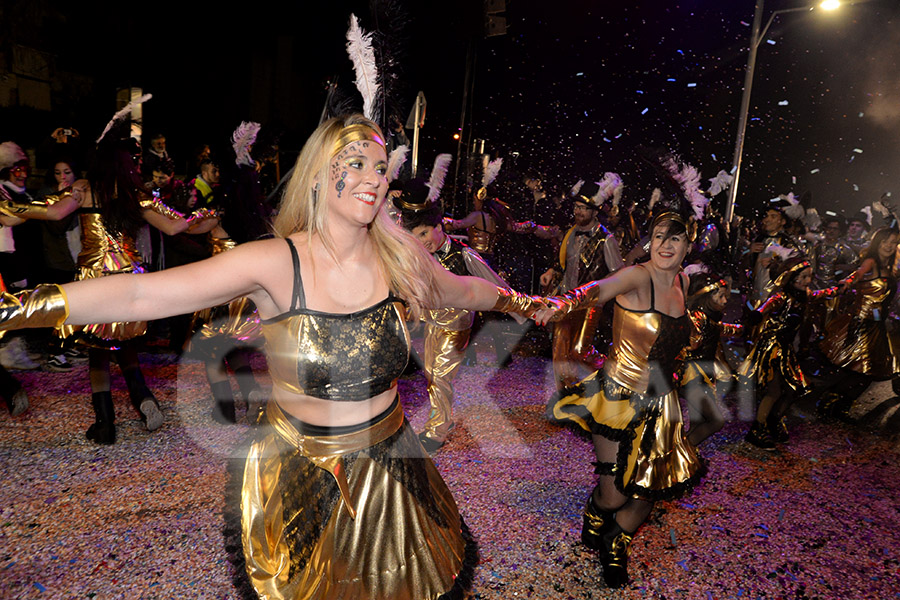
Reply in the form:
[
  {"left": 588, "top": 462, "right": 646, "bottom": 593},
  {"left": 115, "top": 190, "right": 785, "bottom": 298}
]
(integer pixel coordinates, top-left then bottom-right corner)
[
  {"left": 411, "top": 96, "right": 422, "bottom": 178},
  {"left": 451, "top": 38, "right": 477, "bottom": 216},
  {"left": 725, "top": 0, "right": 765, "bottom": 223}
]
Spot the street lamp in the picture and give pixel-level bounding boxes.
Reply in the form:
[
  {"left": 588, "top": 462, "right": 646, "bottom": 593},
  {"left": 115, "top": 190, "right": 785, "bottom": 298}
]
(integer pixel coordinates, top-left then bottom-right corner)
[{"left": 724, "top": 1, "right": 843, "bottom": 222}]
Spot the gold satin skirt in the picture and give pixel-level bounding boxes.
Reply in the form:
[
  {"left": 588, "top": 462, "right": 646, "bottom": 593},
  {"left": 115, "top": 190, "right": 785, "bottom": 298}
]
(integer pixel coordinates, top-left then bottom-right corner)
[
  {"left": 820, "top": 314, "right": 897, "bottom": 380},
  {"left": 737, "top": 335, "right": 807, "bottom": 393},
  {"left": 57, "top": 266, "right": 146, "bottom": 348},
  {"left": 547, "top": 373, "right": 705, "bottom": 501},
  {"left": 240, "top": 398, "right": 469, "bottom": 600},
  {"left": 188, "top": 297, "right": 262, "bottom": 355}
]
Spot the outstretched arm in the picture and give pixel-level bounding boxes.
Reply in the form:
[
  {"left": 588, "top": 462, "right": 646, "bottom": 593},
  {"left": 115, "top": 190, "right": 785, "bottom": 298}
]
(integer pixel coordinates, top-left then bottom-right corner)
[{"left": 534, "top": 264, "right": 647, "bottom": 325}]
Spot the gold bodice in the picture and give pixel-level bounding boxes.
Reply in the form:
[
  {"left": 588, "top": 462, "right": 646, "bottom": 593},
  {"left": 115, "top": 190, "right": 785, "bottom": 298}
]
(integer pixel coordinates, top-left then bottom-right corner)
[{"left": 76, "top": 210, "right": 142, "bottom": 274}]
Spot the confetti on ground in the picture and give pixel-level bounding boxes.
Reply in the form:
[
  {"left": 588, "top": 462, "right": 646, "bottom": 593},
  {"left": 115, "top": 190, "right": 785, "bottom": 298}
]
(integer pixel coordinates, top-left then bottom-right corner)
[{"left": 2, "top": 331, "right": 899, "bottom": 599}]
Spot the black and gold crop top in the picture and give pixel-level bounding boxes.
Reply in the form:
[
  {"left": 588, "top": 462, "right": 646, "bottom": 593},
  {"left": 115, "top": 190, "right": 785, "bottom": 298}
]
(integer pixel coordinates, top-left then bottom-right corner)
[{"left": 260, "top": 238, "right": 410, "bottom": 401}]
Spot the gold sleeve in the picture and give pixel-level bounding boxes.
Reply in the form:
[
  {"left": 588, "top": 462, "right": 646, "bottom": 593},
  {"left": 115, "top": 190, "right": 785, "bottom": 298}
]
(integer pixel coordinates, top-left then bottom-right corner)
[
  {"left": 493, "top": 287, "right": 546, "bottom": 319},
  {"left": 0, "top": 189, "right": 73, "bottom": 219},
  {"left": 0, "top": 284, "right": 70, "bottom": 332},
  {"left": 139, "top": 196, "right": 185, "bottom": 220},
  {"left": 546, "top": 281, "right": 602, "bottom": 322}
]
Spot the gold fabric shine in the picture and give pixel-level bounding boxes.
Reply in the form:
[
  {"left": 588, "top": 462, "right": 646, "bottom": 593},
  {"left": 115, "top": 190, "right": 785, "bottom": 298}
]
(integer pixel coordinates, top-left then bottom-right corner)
[
  {"left": 820, "top": 277, "right": 899, "bottom": 379},
  {"left": 492, "top": 287, "right": 545, "bottom": 320},
  {"left": 552, "top": 307, "right": 602, "bottom": 389},
  {"left": 58, "top": 211, "right": 147, "bottom": 345},
  {"left": 0, "top": 188, "right": 72, "bottom": 219},
  {"left": 604, "top": 304, "right": 666, "bottom": 393},
  {"left": 0, "top": 284, "right": 70, "bottom": 334},
  {"left": 330, "top": 124, "right": 385, "bottom": 157},
  {"left": 261, "top": 300, "right": 410, "bottom": 400},
  {"left": 242, "top": 399, "right": 466, "bottom": 600},
  {"left": 189, "top": 236, "right": 261, "bottom": 347},
  {"left": 422, "top": 325, "right": 470, "bottom": 442},
  {"left": 139, "top": 195, "right": 184, "bottom": 219},
  {"left": 466, "top": 226, "right": 496, "bottom": 255}
]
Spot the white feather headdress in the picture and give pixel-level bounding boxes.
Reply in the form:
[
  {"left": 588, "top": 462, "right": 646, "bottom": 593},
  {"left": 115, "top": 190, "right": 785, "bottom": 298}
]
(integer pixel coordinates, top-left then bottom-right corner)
[
  {"left": 707, "top": 170, "right": 734, "bottom": 197},
  {"left": 596, "top": 172, "right": 624, "bottom": 206},
  {"left": 569, "top": 179, "right": 585, "bottom": 197},
  {"left": 96, "top": 94, "right": 152, "bottom": 144},
  {"left": 482, "top": 157, "right": 503, "bottom": 188},
  {"left": 346, "top": 14, "right": 379, "bottom": 121},
  {"left": 860, "top": 206, "right": 874, "bottom": 226},
  {"left": 767, "top": 243, "right": 797, "bottom": 261},
  {"left": 232, "top": 121, "right": 261, "bottom": 167},
  {"left": 0, "top": 141, "right": 27, "bottom": 171},
  {"left": 387, "top": 144, "right": 409, "bottom": 183},
  {"left": 779, "top": 192, "right": 805, "bottom": 221},
  {"left": 649, "top": 188, "right": 662, "bottom": 210},
  {"left": 427, "top": 154, "right": 452, "bottom": 202},
  {"left": 663, "top": 156, "right": 708, "bottom": 220}
]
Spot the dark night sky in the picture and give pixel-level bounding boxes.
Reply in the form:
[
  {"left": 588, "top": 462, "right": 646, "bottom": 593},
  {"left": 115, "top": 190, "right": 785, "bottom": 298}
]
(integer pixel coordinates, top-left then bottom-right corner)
[{"left": 14, "top": 0, "right": 900, "bottom": 219}]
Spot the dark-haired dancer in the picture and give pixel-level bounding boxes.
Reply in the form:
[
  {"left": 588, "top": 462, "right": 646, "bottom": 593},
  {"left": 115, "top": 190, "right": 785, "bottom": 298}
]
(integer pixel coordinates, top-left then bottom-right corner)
[
  {"left": 816, "top": 227, "right": 900, "bottom": 421},
  {"left": 541, "top": 206, "right": 704, "bottom": 589},
  {"left": 396, "top": 179, "right": 512, "bottom": 452},
  {"left": 739, "top": 255, "right": 840, "bottom": 450},
  {"left": 681, "top": 273, "right": 742, "bottom": 446}
]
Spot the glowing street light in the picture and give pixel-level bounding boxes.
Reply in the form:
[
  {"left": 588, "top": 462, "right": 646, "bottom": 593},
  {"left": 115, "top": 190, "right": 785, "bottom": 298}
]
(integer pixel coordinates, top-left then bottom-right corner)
[{"left": 724, "top": 1, "right": 845, "bottom": 222}]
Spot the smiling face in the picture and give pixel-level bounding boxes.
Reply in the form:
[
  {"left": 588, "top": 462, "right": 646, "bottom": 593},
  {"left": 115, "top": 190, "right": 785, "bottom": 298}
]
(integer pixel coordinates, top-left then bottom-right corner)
[
  {"left": 411, "top": 224, "right": 446, "bottom": 253},
  {"left": 54, "top": 162, "right": 75, "bottom": 188},
  {"left": 878, "top": 233, "right": 899, "bottom": 263},
  {"left": 847, "top": 220, "right": 866, "bottom": 238},
  {"left": 326, "top": 140, "right": 388, "bottom": 226},
  {"left": 761, "top": 209, "right": 786, "bottom": 235},
  {"left": 572, "top": 201, "right": 596, "bottom": 227},
  {"left": 709, "top": 286, "right": 728, "bottom": 312},
  {"left": 649, "top": 221, "right": 690, "bottom": 271}
]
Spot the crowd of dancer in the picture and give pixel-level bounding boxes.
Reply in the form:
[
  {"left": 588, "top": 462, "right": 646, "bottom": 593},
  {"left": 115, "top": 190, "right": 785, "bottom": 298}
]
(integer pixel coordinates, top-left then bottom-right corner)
[{"left": 2, "top": 98, "right": 899, "bottom": 597}]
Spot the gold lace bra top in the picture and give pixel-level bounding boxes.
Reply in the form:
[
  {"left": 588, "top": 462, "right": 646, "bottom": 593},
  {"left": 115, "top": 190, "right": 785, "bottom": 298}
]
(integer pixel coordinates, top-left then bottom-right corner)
[
  {"left": 260, "top": 238, "right": 410, "bottom": 401},
  {"left": 604, "top": 274, "right": 690, "bottom": 396}
]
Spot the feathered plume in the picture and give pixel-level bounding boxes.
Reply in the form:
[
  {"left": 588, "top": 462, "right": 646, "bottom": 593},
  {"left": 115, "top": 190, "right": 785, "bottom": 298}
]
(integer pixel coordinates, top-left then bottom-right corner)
[
  {"left": 426, "top": 153, "right": 452, "bottom": 202},
  {"left": 346, "top": 14, "right": 379, "bottom": 121},
  {"left": 803, "top": 207, "right": 821, "bottom": 232},
  {"left": 482, "top": 157, "right": 503, "bottom": 188},
  {"left": 707, "top": 170, "right": 734, "bottom": 197},
  {"left": 96, "top": 94, "right": 152, "bottom": 144},
  {"left": 767, "top": 243, "right": 797, "bottom": 261},
  {"left": 683, "top": 262, "right": 708, "bottom": 277},
  {"left": 861, "top": 206, "right": 874, "bottom": 226},
  {"left": 872, "top": 199, "right": 891, "bottom": 219},
  {"left": 570, "top": 179, "right": 585, "bottom": 197},
  {"left": 387, "top": 144, "right": 409, "bottom": 182},
  {"left": 779, "top": 192, "right": 805, "bottom": 220},
  {"left": 596, "top": 172, "right": 624, "bottom": 206},
  {"left": 232, "top": 121, "right": 261, "bottom": 167},
  {"left": 368, "top": 0, "right": 411, "bottom": 131},
  {"left": 663, "top": 156, "right": 708, "bottom": 220},
  {"left": 649, "top": 188, "right": 662, "bottom": 210}
]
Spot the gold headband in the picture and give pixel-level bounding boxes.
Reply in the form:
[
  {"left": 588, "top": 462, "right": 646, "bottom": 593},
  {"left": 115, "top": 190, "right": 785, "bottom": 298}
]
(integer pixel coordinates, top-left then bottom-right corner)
[
  {"left": 394, "top": 197, "right": 434, "bottom": 212},
  {"left": 651, "top": 211, "right": 697, "bottom": 242},
  {"left": 575, "top": 195, "right": 600, "bottom": 209},
  {"left": 772, "top": 259, "right": 811, "bottom": 289},
  {"left": 331, "top": 124, "right": 385, "bottom": 157},
  {"left": 689, "top": 279, "right": 727, "bottom": 301}
]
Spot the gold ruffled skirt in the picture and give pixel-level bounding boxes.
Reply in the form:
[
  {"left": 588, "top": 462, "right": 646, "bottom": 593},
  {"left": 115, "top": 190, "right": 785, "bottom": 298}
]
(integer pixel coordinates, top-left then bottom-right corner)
[
  {"left": 820, "top": 314, "right": 897, "bottom": 380},
  {"left": 547, "top": 372, "right": 705, "bottom": 500},
  {"left": 188, "top": 297, "right": 262, "bottom": 356},
  {"left": 57, "top": 265, "right": 147, "bottom": 348},
  {"left": 737, "top": 335, "right": 807, "bottom": 393},
  {"left": 239, "top": 397, "right": 471, "bottom": 600}
]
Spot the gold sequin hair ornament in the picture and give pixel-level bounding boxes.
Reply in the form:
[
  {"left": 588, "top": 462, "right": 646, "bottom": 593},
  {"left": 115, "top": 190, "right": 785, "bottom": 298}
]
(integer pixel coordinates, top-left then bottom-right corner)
[
  {"left": 330, "top": 124, "right": 385, "bottom": 158},
  {"left": 650, "top": 210, "right": 698, "bottom": 243},
  {"left": 689, "top": 278, "right": 728, "bottom": 301}
]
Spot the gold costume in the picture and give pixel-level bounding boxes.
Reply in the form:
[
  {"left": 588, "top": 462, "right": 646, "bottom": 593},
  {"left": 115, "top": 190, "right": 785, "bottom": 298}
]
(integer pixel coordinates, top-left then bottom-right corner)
[
  {"left": 241, "top": 398, "right": 466, "bottom": 600},
  {"left": 682, "top": 310, "right": 741, "bottom": 390},
  {"left": 738, "top": 287, "right": 835, "bottom": 393},
  {"left": 236, "top": 238, "right": 471, "bottom": 599},
  {"left": 57, "top": 209, "right": 147, "bottom": 347},
  {"left": 189, "top": 235, "right": 261, "bottom": 353},
  {"left": 819, "top": 277, "right": 899, "bottom": 380},
  {"left": 548, "top": 286, "right": 704, "bottom": 500}
]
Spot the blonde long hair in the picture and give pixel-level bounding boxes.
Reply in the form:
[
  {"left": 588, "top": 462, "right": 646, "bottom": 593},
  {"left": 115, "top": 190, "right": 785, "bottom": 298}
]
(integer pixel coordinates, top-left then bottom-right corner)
[{"left": 273, "top": 114, "right": 437, "bottom": 319}]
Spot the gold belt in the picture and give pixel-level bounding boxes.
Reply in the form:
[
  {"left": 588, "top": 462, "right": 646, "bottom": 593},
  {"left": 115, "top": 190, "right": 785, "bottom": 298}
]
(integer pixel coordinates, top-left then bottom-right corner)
[{"left": 266, "top": 398, "right": 403, "bottom": 519}]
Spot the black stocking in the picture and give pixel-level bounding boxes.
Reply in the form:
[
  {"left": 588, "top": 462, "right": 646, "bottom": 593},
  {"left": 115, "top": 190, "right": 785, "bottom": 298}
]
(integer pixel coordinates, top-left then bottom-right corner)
[
  {"left": 88, "top": 348, "right": 111, "bottom": 393},
  {"left": 685, "top": 381, "right": 725, "bottom": 446},
  {"left": 590, "top": 433, "right": 654, "bottom": 534}
]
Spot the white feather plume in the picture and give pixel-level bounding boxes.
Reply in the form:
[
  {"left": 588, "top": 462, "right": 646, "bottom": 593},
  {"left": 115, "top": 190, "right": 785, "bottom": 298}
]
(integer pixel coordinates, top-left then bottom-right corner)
[
  {"left": 426, "top": 153, "right": 452, "bottom": 202},
  {"left": 96, "top": 93, "right": 153, "bottom": 144},
  {"left": 387, "top": 144, "right": 409, "bottom": 182},
  {"left": 649, "top": 188, "right": 662, "bottom": 210},
  {"left": 232, "top": 121, "right": 261, "bottom": 167},
  {"left": 707, "top": 169, "right": 734, "bottom": 197},
  {"left": 861, "top": 206, "right": 874, "bottom": 226},
  {"left": 596, "top": 172, "right": 624, "bottom": 206},
  {"left": 663, "top": 156, "right": 707, "bottom": 220},
  {"left": 780, "top": 192, "right": 805, "bottom": 220},
  {"left": 872, "top": 200, "right": 891, "bottom": 218},
  {"left": 803, "top": 207, "right": 821, "bottom": 232},
  {"left": 683, "top": 262, "right": 708, "bottom": 277},
  {"left": 767, "top": 243, "right": 797, "bottom": 261},
  {"left": 570, "top": 179, "right": 585, "bottom": 197},
  {"left": 346, "top": 14, "right": 379, "bottom": 121},
  {"left": 482, "top": 157, "right": 503, "bottom": 188}
]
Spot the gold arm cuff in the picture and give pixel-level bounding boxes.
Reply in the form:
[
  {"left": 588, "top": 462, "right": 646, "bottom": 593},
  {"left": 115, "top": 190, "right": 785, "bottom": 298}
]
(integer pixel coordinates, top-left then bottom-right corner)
[
  {"left": 187, "top": 207, "right": 217, "bottom": 223},
  {"left": 0, "top": 284, "right": 70, "bottom": 332},
  {"left": 0, "top": 196, "right": 56, "bottom": 219},
  {"left": 547, "top": 281, "right": 602, "bottom": 322},
  {"left": 493, "top": 287, "right": 545, "bottom": 319},
  {"left": 139, "top": 196, "right": 185, "bottom": 220}
]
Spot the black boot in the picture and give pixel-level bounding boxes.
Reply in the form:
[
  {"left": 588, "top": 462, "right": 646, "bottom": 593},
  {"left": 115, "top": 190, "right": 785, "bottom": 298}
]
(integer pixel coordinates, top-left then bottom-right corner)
[
  {"left": 745, "top": 421, "right": 776, "bottom": 451},
  {"left": 600, "top": 521, "right": 635, "bottom": 589},
  {"left": 123, "top": 368, "right": 163, "bottom": 431},
  {"left": 210, "top": 380, "right": 236, "bottom": 424},
  {"left": 767, "top": 415, "right": 789, "bottom": 444},
  {"left": 581, "top": 496, "right": 614, "bottom": 551},
  {"left": 86, "top": 391, "right": 116, "bottom": 445}
]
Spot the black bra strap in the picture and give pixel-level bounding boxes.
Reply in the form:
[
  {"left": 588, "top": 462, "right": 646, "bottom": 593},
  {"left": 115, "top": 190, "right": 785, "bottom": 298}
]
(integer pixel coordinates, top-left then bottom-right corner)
[{"left": 285, "top": 238, "right": 306, "bottom": 310}]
